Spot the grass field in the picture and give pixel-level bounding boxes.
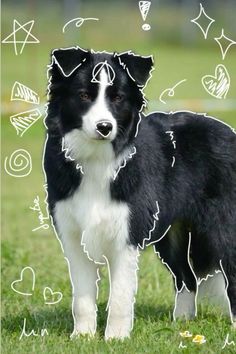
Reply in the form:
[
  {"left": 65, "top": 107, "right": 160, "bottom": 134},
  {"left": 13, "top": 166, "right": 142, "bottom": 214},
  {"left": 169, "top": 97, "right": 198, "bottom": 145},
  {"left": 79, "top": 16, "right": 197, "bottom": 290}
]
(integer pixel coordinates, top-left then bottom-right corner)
[{"left": 2, "top": 1, "right": 236, "bottom": 353}]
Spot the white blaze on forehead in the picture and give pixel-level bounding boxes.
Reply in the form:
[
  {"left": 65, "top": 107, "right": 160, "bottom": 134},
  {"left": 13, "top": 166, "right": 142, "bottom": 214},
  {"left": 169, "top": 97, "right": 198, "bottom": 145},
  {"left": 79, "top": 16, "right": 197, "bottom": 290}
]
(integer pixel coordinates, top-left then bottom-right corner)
[
  {"left": 98, "top": 68, "right": 110, "bottom": 97},
  {"left": 82, "top": 68, "right": 117, "bottom": 140}
]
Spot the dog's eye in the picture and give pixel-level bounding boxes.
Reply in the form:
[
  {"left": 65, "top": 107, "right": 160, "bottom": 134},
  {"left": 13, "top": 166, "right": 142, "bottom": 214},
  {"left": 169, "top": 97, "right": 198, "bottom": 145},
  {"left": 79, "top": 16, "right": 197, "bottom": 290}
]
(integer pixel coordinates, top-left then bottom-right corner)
[
  {"left": 79, "top": 92, "right": 91, "bottom": 101},
  {"left": 112, "top": 95, "right": 123, "bottom": 103}
]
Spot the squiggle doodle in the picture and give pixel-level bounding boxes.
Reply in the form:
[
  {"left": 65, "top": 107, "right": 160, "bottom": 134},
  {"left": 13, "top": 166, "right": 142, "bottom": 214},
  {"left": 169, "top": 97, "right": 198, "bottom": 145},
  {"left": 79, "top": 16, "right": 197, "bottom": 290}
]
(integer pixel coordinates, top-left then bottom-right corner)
[
  {"left": 214, "top": 29, "right": 236, "bottom": 60},
  {"left": 30, "top": 188, "right": 50, "bottom": 232},
  {"left": 159, "top": 79, "right": 187, "bottom": 104},
  {"left": 222, "top": 333, "right": 235, "bottom": 349},
  {"left": 4, "top": 149, "right": 32, "bottom": 178},
  {"left": 61, "top": 137, "right": 84, "bottom": 174},
  {"left": 2, "top": 19, "right": 40, "bottom": 55},
  {"left": 11, "top": 81, "right": 40, "bottom": 104},
  {"left": 62, "top": 17, "right": 99, "bottom": 33},
  {"left": 165, "top": 130, "right": 176, "bottom": 167},
  {"left": 43, "top": 287, "right": 63, "bottom": 305},
  {"left": 190, "top": 3, "right": 215, "bottom": 39},
  {"left": 19, "top": 318, "right": 48, "bottom": 340},
  {"left": 113, "top": 146, "right": 137, "bottom": 180},
  {"left": 11, "top": 266, "right": 35, "bottom": 296},
  {"left": 91, "top": 61, "right": 115, "bottom": 86},
  {"left": 179, "top": 341, "right": 187, "bottom": 349},
  {"left": 202, "top": 64, "right": 230, "bottom": 99},
  {"left": 10, "top": 109, "right": 42, "bottom": 137}
]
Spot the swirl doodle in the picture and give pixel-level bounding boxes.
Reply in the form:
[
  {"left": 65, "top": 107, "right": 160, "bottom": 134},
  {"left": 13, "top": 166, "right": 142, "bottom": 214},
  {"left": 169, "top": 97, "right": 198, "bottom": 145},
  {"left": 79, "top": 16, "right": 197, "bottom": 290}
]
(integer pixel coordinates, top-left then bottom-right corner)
[
  {"left": 4, "top": 149, "right": 32, "bottom": 178},
  {"left": 62, "top": 17, "right": 99, "bottom": 33}
]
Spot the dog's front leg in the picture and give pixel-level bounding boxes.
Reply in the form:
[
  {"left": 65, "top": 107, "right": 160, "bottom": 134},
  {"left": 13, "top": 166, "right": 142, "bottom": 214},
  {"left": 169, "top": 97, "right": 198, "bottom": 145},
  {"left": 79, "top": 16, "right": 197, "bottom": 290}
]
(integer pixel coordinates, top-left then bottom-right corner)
[
  {"left": 105, "top": 245, "right": 139, "bottom": 340},
  {"left": 63, "top": 235, "right": 99, "bottom": 338}
]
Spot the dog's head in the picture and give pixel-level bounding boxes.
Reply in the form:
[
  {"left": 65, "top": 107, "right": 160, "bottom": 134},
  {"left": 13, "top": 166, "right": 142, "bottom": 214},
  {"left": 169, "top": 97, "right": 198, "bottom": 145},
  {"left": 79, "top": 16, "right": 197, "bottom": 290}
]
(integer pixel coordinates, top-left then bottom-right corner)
[{"left": 47, "top": 46, "right": 153, "bottom": 159}]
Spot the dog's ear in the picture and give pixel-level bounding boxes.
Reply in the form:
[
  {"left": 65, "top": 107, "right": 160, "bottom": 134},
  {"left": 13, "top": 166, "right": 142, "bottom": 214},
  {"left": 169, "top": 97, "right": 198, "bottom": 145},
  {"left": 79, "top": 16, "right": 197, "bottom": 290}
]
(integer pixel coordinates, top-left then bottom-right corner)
[
  {"left": 118, "top": 52, "right": 154, "bottom": 87},
  {"left": 52, "top": 47, "right": 89, "bottom": 77}
]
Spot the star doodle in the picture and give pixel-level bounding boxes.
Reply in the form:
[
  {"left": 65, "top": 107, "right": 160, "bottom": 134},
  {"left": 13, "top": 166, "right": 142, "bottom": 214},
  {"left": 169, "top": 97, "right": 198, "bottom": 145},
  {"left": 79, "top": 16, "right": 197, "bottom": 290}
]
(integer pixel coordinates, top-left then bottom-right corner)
[
  {"left": 2, "top": 19, "right": 40, "bottom": 55},
  {"left": 191, "top": 3, "right": 215, "bottom": 39},
  {"left": 214, "top": 29, "right": 236, "bottom": 60}
]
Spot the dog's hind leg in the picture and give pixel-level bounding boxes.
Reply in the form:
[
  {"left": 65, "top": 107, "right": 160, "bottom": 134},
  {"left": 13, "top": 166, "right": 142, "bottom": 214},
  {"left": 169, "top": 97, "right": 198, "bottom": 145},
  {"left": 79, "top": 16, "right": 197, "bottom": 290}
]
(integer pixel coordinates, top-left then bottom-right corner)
[
  {"left": 154, "top": 227, "right": 197, "bottom": 320},
  {"left": 220, "top": 259, "right": 236, "bottom": 329}
]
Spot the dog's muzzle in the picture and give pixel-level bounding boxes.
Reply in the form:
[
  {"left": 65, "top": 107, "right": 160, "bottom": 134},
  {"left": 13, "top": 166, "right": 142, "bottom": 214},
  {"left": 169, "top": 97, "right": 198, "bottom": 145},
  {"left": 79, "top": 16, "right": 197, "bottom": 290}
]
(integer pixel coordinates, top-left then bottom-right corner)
[{"left": 96, "top": 121, "right": 113, "bottom": 138}]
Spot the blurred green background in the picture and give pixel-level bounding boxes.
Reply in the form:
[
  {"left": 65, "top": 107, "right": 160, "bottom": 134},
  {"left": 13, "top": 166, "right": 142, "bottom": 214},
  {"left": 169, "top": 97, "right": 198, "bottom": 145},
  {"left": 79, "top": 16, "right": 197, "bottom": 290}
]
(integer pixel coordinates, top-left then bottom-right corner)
[{"left": 2, "top": 1, "right": 236, "bottom": 353}]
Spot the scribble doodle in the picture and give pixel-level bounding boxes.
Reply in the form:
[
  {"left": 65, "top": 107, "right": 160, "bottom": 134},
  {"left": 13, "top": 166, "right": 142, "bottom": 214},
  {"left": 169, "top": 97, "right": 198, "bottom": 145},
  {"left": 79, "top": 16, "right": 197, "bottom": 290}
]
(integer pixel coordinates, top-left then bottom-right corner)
[
  {"left": 113, "top": 146, "right": 137, "bottom": 180},
  {"left": 91, "top": 61, "right": 115, "bottom": 86},
  {"left": 139, "top": 1, "right": 151, "bottom": 31},
  {"left": 190, "top": 3, "right": 215, "bottom": 39},
  {"left": 11, "top": 81, "right": 40, "bottom": 104},
  {"left": 43, "top": 287, "right": 63, "bottom": 305},
  {"left": 2, "top": 19, "right": 40, "bottom": 55},
  {"left": 10, "top": 109, "right": 42, "bottom": 137},
  {"left": 4, "top": 149, "right": 32, "bottom": 178},
  {"left": 11, "top": 266, "right": 35, "bottom": 296},
  {"left": 222, "top": 333, "right": 235, "bottom": 349},
  {"left": 62, "top": 17, "right": 99, "bottom": 33},
  {"left": 202, "top": 64, "right": 230, "bottom": 99},
  {"left": 159, "top": 79, "right": 187, "bottom": 104},
  {"left": 214, "top": 29, "right": 236, "bottom": 60},
  {"left": 179, "top": 341, "right": 187, "bottom": 349},
  {"left": 61, "top": 137, "right": 84, "bottom": 174}
]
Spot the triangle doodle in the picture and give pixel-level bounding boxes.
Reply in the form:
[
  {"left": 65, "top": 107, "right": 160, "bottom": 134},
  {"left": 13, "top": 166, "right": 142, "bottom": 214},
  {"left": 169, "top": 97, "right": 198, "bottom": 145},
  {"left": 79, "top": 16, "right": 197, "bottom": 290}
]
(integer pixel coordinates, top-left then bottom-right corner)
[
  {"left": 10, "top": 109, "right": 42, "bottom": 137},
  {"left": 91, "top": 61, "right": 115, "bottom": 86}
]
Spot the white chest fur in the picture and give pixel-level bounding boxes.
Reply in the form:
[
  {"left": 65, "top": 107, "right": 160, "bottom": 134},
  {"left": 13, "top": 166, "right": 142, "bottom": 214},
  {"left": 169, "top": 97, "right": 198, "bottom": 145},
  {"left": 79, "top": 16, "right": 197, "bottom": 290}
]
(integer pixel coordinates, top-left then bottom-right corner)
[{"left": 54, "top": 159, "right": 130, "bottom": 264}]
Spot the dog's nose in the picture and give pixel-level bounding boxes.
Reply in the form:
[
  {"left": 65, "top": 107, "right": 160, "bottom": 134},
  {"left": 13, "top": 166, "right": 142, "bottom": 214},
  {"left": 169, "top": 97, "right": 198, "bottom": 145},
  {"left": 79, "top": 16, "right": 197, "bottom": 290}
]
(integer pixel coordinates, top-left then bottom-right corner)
[{"left": 96, "top": 121, "right": 113, "bottom": 138}]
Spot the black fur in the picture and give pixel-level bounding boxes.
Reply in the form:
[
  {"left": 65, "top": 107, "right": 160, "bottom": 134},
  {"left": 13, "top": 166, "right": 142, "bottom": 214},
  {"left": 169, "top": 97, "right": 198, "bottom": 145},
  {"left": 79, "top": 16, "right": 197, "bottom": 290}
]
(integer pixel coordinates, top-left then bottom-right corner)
[{"left": 44, "top": 47, "right": 236, "bottom": 321}]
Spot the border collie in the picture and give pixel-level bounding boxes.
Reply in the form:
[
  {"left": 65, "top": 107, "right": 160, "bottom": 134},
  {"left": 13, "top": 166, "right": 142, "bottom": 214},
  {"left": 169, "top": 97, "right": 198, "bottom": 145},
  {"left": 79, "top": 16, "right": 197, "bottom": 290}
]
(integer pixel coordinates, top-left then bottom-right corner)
[{"left": 44, "top": 46, "right": 236, "bottom": 340}]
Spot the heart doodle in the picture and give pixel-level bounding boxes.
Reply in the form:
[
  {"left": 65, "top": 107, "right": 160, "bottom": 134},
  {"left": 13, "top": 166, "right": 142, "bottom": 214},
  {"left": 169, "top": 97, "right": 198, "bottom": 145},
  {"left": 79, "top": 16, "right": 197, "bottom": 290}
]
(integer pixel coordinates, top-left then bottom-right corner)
[
  {"left": 43, "top": 287, "right": 63, "bottom": 305},
  {"left": 202, "top": 64, "right": 230, "bottom": 99},
  {"left": 11, "top": 266, "right": 35, "bottom": 296}
]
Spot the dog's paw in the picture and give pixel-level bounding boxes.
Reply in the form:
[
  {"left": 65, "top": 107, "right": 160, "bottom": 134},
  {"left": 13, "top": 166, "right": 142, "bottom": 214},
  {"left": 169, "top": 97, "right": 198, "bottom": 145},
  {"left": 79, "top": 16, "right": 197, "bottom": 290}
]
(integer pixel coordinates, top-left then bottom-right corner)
[
  {"left": 105, "top": 316, "right": 132, "bottom": 340},
  {"left": 71, "top": 317, "right": 96, "bottom": 339},
  {"left": 232, "top": 318, "right": 236, "bottom": 329},
  {"left": 174, "top": 289, "right": 196, "bottom": 320}
]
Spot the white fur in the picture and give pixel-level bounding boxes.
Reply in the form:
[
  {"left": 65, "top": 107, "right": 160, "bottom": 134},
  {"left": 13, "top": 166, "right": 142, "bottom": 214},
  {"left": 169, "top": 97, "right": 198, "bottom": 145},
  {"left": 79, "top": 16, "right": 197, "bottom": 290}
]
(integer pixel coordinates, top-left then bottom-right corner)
[
  {"left": 198, "top": 271, "right": 230, "bottom": 315},
  {"left": 174, "top": 285, "right": 196, "bottom": 320},
  {"left": 105, "top": 247, "right": 139, "bottom": 340},
  {"left": 82, "top": 69, "right": 117, "bottom": 141},
  {"left": 54, "top": 109, "right": 138, "bottom": 337}
]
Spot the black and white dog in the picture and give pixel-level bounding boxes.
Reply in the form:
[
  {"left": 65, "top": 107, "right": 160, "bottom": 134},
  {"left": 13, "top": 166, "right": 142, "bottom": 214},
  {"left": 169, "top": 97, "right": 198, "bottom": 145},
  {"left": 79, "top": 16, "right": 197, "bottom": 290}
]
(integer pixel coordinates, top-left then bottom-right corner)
[{"left": 44, "top": 46, "right": 236, "bottom": 339}]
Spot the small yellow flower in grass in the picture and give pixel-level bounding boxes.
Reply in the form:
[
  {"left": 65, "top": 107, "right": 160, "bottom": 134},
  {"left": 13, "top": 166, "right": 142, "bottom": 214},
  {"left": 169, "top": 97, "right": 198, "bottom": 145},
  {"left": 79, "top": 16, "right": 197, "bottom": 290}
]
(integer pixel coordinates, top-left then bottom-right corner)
[
  {"left": 179, "top": 330, "right": 193, "bottom": 338},
  {"left": 192, "top": 334, "right": 206, "bottom": 344}
]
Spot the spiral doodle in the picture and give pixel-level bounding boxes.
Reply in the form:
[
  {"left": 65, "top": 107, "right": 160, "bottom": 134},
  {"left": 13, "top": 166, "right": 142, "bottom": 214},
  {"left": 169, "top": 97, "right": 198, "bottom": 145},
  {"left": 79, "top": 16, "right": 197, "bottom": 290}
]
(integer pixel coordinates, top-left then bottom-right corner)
[{"left": 4, "top": 149, "right": 32, "bottom": 177}]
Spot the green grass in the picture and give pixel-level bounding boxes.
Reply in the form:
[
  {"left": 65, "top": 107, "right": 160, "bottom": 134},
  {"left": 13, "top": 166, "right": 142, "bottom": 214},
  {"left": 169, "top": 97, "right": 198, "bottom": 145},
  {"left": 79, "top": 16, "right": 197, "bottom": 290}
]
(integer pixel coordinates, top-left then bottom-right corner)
[
  {"left": 2, "top": 1, "right": 236, "bottom": 353},
  {"left": 2, "top": 111, "right": 236, "bottom": 353}
]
